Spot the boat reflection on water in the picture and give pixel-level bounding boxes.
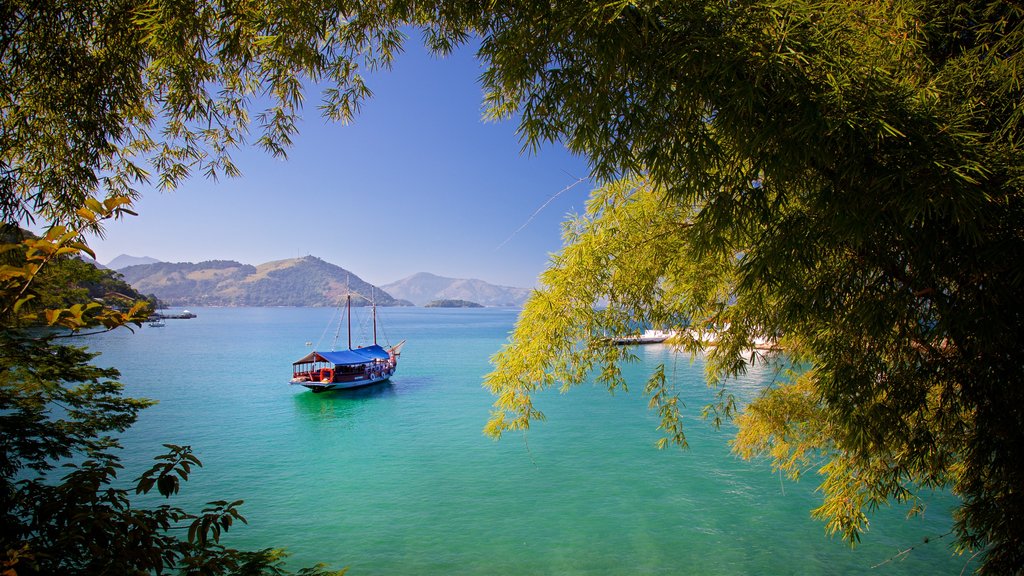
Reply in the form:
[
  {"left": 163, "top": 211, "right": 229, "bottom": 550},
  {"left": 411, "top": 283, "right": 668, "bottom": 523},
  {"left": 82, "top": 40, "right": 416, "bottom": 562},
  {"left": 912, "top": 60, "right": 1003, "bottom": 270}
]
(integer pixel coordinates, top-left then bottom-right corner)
[{"left": 291, "top": 380, "right": 397, "bottom": 423}]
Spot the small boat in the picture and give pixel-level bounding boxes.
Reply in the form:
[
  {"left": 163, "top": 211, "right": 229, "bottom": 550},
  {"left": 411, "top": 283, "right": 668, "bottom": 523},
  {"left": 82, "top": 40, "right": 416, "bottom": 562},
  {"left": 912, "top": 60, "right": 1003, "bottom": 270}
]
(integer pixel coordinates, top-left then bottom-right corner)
[
  {"left": 148, "top": 319, "right": 166, "bottom": 327},
  {"left": 290, "top": 293, "right": 405, "bottom": 393}
]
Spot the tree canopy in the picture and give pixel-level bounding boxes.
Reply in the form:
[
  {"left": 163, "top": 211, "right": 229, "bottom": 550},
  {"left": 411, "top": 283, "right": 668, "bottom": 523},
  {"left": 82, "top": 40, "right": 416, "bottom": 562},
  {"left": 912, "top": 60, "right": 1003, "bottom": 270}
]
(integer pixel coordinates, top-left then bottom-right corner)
[
  {"left": 2, "top": 0, "right": 1022, "bottom": 573},
  {"left": 479, "top": 1, "right": 1024, "bottom": 573}
]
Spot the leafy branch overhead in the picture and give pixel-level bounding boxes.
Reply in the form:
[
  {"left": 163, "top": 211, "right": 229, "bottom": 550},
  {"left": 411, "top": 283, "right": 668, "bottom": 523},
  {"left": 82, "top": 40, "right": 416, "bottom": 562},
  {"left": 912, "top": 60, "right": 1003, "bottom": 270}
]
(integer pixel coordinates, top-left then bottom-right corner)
[
  {"left": 1, "top": 198, "right": 150, "bottom": 332},
  {"left": 3, "top": 0, "right": 387, "bottom": 228},
  {"left": 477, "top": 2, "right": 1024, "bottom": 573}
]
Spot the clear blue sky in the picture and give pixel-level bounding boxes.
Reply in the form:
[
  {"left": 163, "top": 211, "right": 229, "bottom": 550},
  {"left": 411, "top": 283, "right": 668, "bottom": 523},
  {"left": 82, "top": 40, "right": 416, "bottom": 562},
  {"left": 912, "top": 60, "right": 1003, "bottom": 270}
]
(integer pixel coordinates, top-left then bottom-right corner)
[{"left": 88, "top": 36, "right": 593, "bottom": 289}]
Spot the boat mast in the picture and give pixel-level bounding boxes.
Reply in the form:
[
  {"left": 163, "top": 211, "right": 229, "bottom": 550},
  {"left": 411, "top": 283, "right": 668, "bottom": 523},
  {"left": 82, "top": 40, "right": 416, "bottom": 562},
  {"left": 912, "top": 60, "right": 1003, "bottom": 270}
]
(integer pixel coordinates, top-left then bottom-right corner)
[
  {"left": 347, "top": 293, "right": 352, "bottom": 350},
  {"left": 372, "top": 287, "right": 377, "bottom": 345}
]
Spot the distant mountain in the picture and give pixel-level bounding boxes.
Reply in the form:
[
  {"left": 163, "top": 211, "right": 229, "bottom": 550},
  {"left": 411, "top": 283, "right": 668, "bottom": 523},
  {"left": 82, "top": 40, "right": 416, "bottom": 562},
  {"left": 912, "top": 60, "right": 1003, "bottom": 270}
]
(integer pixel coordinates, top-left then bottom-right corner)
[
  {"left": 118, "top": 256, "right": 409, "bottom": 307},
  {"left": 382, "top": 272, "right": 531, "bottom": 307},
  {"left": 107, "top": 254, "right": 161, "bottom": 269},
  {"left": 77, "top": 255, "right": 107, "bottom": 269}
]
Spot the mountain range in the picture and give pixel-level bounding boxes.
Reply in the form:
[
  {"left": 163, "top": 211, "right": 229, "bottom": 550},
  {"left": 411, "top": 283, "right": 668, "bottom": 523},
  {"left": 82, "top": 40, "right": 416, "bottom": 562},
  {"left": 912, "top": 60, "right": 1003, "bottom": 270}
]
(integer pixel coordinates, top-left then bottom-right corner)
[
  {"left": 117, "top": 256, "right": 407, "bottom": 307},
  {"left": 381, "top": 272, "right": 531, "bottom": 307},
  {"left": 114, "top": 256, "right": 531, "bottom": 307}
]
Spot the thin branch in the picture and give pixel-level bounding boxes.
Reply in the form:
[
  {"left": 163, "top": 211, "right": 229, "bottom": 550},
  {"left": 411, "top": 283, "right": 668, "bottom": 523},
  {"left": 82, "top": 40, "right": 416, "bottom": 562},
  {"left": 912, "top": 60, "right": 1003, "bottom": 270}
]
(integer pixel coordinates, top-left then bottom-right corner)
[
  {"left": 494, "top": 175, "right": 588, "bottom": 251},
  {"left": 871, "top": 530, "right": 955, "bottom": 569},
  {"left": 49, "top": 326, "right": 128, "bottom": 339},
  {"left": 960, "top": 548, "right": 984, "bottom": 576}
]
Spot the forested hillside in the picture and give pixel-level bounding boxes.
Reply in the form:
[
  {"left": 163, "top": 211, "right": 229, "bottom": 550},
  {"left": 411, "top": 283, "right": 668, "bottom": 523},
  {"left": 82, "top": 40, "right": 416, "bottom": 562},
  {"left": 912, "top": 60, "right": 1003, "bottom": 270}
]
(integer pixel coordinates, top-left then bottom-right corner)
[{"left": 1, "top": 227, "right": 158, "bottom": 320}]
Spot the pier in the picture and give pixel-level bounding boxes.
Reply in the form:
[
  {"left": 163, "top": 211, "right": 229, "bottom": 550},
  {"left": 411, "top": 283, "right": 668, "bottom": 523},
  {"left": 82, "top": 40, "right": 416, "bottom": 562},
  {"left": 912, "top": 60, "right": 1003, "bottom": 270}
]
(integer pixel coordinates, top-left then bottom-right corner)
[{"left": 151, "top": 310, "right": 197, "bottom": 320}]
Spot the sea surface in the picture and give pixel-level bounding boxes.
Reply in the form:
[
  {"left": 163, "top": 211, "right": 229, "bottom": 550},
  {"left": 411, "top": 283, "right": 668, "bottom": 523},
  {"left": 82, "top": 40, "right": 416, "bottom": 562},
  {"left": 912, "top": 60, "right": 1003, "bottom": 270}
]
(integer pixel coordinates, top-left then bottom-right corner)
[{"left": 82, "top": 307, "right": 972, "bottom": 574}]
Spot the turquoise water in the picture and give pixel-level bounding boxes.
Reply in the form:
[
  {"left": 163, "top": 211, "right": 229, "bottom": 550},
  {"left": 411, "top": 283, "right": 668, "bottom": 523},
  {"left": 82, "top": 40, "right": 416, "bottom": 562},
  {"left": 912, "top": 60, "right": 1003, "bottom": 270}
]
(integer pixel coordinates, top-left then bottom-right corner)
[{"left": 84, "top": 307, "right": 971, "bottom": 574}]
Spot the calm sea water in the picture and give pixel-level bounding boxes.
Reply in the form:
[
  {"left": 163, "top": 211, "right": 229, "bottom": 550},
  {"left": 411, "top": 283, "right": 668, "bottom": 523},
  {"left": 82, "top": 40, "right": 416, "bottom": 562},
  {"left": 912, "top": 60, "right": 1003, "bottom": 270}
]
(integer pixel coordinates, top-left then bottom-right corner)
[{"left": 82, "top": 307, "right": 971, "bottom": 574}]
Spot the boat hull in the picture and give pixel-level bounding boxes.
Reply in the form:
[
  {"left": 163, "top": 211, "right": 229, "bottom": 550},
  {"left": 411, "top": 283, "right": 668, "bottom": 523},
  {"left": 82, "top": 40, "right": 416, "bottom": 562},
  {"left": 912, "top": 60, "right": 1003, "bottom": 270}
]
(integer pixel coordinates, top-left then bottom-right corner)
[
  {"left": 292, "top": 367, "right": 396, "bottom": 392},
  {"left": 291, "top": 340, "right": 406, "bottom": 393}
]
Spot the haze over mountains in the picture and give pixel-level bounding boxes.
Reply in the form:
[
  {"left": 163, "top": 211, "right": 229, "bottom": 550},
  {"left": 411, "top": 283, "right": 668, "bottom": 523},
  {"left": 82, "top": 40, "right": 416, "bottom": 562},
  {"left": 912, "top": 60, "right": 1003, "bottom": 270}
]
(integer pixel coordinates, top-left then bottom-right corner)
[
  {"left": 112, "top": 255, "right": 531, "bottom": 307},
  {"left": 381, "top": 272, "right": 531, "bottom": 307},
  {"left": 107, "top": 254, "right": 161, "bottom": 269}
]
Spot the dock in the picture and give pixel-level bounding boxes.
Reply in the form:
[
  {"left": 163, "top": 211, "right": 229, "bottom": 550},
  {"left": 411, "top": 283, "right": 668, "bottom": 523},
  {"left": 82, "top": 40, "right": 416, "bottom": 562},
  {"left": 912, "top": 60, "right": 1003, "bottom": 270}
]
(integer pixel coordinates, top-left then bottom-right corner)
[
  {"left": 610, "top": 329, "right": 675, "bottom": 345},
  {"left": 611, "top": 328, "right": 779, "bottom": 351},
  {"left": 151, "top": 310, "right": 197, "bottom": 320}
]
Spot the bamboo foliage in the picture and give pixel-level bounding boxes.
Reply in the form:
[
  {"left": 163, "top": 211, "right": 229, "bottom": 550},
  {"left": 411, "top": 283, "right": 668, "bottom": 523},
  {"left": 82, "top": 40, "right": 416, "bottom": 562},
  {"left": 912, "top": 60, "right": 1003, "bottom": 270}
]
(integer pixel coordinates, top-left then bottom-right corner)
[{"left": 477, "top": 1, "right": 1024, "bottom": 572}]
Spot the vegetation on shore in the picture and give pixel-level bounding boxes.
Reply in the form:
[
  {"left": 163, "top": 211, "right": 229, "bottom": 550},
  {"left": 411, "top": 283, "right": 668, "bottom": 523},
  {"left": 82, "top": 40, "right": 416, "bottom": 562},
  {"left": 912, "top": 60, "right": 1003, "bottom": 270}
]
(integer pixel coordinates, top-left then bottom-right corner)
[
  {"left": 424, "top": 299, "right": 484, "bottom": 308},
  {"left": 1, "top": 227, "right": 160, "bottom": 320}
]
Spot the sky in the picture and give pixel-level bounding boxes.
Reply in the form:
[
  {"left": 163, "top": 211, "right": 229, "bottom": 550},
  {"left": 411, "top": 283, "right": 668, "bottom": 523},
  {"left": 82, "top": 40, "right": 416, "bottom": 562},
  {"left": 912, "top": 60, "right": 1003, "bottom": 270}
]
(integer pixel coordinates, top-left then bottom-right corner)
[{"left": 86, "top": 36, "right": 594, "bottom": 289}]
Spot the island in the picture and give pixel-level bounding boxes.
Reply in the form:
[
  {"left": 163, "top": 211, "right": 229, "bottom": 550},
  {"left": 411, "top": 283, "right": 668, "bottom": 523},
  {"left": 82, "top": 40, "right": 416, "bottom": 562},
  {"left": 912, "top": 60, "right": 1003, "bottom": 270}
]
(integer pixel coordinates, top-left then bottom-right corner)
[{"left": 423, "top": 299, "right": 484, "bottom": 308}]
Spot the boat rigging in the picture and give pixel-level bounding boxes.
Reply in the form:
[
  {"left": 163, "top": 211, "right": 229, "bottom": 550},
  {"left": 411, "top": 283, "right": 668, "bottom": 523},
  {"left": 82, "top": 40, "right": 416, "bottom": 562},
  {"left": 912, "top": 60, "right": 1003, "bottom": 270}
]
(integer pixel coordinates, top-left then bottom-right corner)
[{"left": 290, "top": 293, "right": 405, "bottom": 393}]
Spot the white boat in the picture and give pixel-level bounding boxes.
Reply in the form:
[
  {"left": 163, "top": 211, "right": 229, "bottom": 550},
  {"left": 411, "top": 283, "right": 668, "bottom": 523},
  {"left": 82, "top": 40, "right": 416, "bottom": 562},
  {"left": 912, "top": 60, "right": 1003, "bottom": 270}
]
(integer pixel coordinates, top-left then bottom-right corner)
[
  {"left": 148, "top": 319, "right": 166, "bottom": 327},
  {"left": 290, "top": 294, "right": 405, "bottom": 393}
]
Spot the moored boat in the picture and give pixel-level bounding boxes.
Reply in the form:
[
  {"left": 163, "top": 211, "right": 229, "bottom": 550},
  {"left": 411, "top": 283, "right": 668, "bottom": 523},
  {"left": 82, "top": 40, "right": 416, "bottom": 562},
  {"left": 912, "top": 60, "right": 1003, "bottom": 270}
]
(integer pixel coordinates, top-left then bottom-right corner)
[{"left": 290, "top": 294, "right": 405, "bottom": 392}]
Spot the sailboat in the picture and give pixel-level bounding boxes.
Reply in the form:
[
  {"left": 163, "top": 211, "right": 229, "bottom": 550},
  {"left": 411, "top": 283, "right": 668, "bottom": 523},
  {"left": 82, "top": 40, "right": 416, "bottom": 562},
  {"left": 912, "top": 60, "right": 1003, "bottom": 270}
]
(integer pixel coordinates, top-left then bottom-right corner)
[{"left": 290, "top": 293, "right": 405, "bottom": 393}]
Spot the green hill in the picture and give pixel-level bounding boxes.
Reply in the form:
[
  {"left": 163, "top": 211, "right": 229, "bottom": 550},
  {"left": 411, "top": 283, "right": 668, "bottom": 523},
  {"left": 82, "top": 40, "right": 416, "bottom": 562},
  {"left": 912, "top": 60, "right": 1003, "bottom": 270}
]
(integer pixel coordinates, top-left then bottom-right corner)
[
  {"left": 118, "top": 256, "right": 409, "bottom": 307},
  {"left": 423, "top": 299, "right": 484, "bottom": 308},
  {"left": 1, "top": 227, "right": 158, "bottom": 320}
]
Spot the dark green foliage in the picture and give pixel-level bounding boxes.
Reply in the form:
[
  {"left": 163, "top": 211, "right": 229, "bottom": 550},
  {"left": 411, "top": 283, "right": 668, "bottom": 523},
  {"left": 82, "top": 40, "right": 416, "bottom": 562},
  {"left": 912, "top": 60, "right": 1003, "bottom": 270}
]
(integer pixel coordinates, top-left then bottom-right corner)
[
  {"left": 0, "top": 329, "right": 345, "bottom": 575},
  {"left": 1, "top": 0, "right": 416, "bottom": 230},
  {"left": 2, "top": 2, "right": 411, "bottom": 568},
  {"left": 477, "top": 1, "right": 1024, "bottom": 572},
  {"left": 424, "top": 299, "right": 484, "bottom": 308},
  {"left": 0, "top": 0, "right": 149, "bottom": 229},
  {"left": 36, "top": 256, "right": 158, "bottom": 312},
  {"left": 0, "top": 226, "right": 157, "bottom": 323}
]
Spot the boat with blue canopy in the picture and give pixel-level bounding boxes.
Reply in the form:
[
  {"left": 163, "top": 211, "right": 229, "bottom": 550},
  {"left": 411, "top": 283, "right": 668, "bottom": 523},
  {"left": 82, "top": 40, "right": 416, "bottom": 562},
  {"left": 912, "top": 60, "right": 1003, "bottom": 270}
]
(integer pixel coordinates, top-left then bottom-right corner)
[{"left": 290, "top": 293, "right": 405, "bottom": 392}]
